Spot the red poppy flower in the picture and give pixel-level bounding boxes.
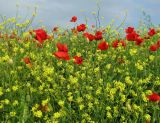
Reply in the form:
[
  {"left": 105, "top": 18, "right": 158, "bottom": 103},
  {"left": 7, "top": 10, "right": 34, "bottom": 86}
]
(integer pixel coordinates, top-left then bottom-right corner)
[
  {"left": 73, "top": 56, "right": 83, "bottom": 65},
  {"left": 98, "top": 41, "right": 109, "bottom": 50},
  {"left": 117, "top": 58, "right": 125, "bottom": 64},
  {"left": 38, "top": 104, "right": 49, "bottom": 113},
  {"left": 71, "top": 28, "right": 78, "bottom": 34},
  {"left": 54, "top": 52, "right": 70, "bottom": 60},
  {"left": 9, "top": 33, "right": 16, "bottom": 39},
  {"left": 126, "top": 31, "right": 139, "bottom": 41},
  {"left": 112, "top": 40, "right": 126, "bottom": 48},
  {"left": 149, "top": 44, "right": 158, "bottom": 51},
  {"left": 70, "top": 16, "right": 77, "bottom": 22},
  {"left": 77, "top": 24, "right": 86, "bottom": 32},
  {"left": 36, "top": 43, "right": 43, "bottom": 48},
  {"left": 83, "top": 32, "right": 95, "bottom": 41},
  {"left": 3, "top": 34, "right": 8, "bottom": 38},
  {"left": 120, "top": 40, "right": 126, "bottom": 47},
  {"left": 83, "top": 32, "right": 89, "bottom": 37},
  {"left": 91, "top": 25, "right": 95, "bottom": 28},
  {"left": 135, "top": 37, "right": 144, "bottom": 46},
  {"left": 146, "top": 120, "right": 150, "bottom": 123},
  {"left": 125, "top": 27, "right": 134, "bottom": 34},
  {"left": 156, "top": 40, "right": 160, "bottom": 48},
  {"left": 33, "top": 29, "right": 50, "bottom": 44},
  {"left": 148, "top": 28, "right": 156, "bottom": 37},
  {"left": 112, "top": 40, "right": 119, "bottom": 48},
  {"left": 95, "top": 31, "right": 103, "bottom": 40},
  {"left": 57, "top": 42, "right": 68, "bottom": 52},
  {"left": 52, "top": 27, "right": 58, "bottom": 32},
  {"left": 23, "top": 57, "right": 31, "bottom": 64},
  {"left": 147, "top": 92, "right": 160, "bottom": 102}
]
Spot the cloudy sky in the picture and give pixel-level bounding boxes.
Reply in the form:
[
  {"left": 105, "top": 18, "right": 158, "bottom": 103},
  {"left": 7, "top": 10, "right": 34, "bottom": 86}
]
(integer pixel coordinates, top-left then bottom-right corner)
[{"left": 0, "top": 0, "right": 159, "bottom": 30}]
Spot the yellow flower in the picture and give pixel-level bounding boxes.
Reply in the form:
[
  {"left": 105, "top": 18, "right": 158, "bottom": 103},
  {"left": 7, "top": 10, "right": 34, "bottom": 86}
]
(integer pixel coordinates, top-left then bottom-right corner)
[
  {"left": 22, "top": 32, "right": 30, "bottom": 38},
  {"left": 76, "top": 97, "right": 83, "bottom": 103},
  {"left": 13, "top": 47, "right": 19, "bottom": 52},
  {"left": 81, "top": 73, "right": 86, "bottom": 79},
  {"left": 42, "top": 98, "right": 49, "bottom": 106},
  {"left": 79, "top": 104, "right": 85, "bottom": 110},
  {"left": 97, "top": 55, "right": 102, "bottom": 61},
  {"left": 125, "top": 76, "right": 132, "bottom": 85},
  {"left": 98, "top": 79, "right": 103, "bottom": 84},
  {"left": 129, "top": 90, "right": 137, "bottom": 97},
  {"left": 96, "top": 88, "right": 102, "bottom": 95},
  {"left": 129, "top": 48, "right": 137, "bottom": 56},
  {"left": 114, "top": 81, "right": 125, "bottom": 91},
  {"left": 67, "top": 92, "right": 72, "bottom": 96},
  {"left": 92, "top": 11, "right": 96, "bottom": 15},
  {"left": 26, "top": 83, "right": 31, "bottom": 87},
  {"left": 8, "top": 59, "right": 13, "bottom": 64},
  {"left": 106, "top": 64, "right": 111, "bottom": 69},
  {"left": 113, "top": 106, "right": 119, "bottom": 116},
  {"left": 10, "top": 111, "right": 16, "bottom": 117},
  {"left": 0, "top": 25, "right": 4, "bottom": 30},
  {"left": 67, "top": 65, "right": 74, "bottom": 73},
  {"left": 106, "top": 112, "right": 112, "bottom": 119},
  {"left": 32, "top": 104, "right": 39, "bottom": 112},
  {"left": 24, "top": 42, "right": 30, "bottom": 48},
  {"left": 58, "top": 100, "right": 64, "bottom": 107},
  {"left": 13, "top": 100, "right": 19, "bottom": 106},
  {"left": 106, "top": 106, "right": 111, "bottom": 111},
  {"left": 120, "top": 94, "right": 126, "bottom": 102},
  {"left": 34, "top": 110, "right": 43, "bottom": 118},
  {"left": 126, "top": 102, "right": 131, "bottom": 111},
  {"left": 53, "top": 112, "right": 61, "bottom": 119},
  {"left": 149, "top": 55, "right": 155, "bottom": 61},
  {"left": 4, "top": 99, "right": 10, "bottom": 105},
  {"left": 88, "top": 102, "right": 93, "bottom": 108},
  {"left": 86, "top": 94, "right": 92, "bottom": 100},
  {"left": 32, "top": 12, "right": 37, "bottom": 17},
  {"left": 69, "top": 76, "right": 78, "bottom": 84},
  {"left": 120, "top": 115, "right": 125, "bottom": 121},
  {"left": 135, "top": 62, "right": 143, "bottom": 70},
  {"left": 12, "top": 85, "right": 18, "bottom": 91},
  {"left": 20, "top": 48, "right": 24, "bottom": 53},
  {"left": 144, "top": 114, "right": 151, "bottom": 121},
  {"left": 94, "top": 67, "right": 100, "bottom": 73},
  {"left": 0, "top": 103, "right": 4, "bottom": 109},
  {"left": 68, "top": 96, "right": 73, "bottom": 102},
  {"left": 43, "top": 67, "right": 54, "bottom": 77},
  {"left": 132, "top": 104, "right": 140, "bottom": 111},
  {"left": 76, "top": 52, "right": 82, "bottom": 57},
  {"left": 141, "top": 93, "right": 148, "bottom": 102},
  {"left": 110, "top": 88, "right": 117, "bottom": 95},
  {"left": 81, "top": 119, "right": 86, "bottom": 123},
  {"left": 145, "top": 90, "right": 152, "bottom": 95},
  {"left": 2, "top": 55, "right": 10, "bottom": 62}
]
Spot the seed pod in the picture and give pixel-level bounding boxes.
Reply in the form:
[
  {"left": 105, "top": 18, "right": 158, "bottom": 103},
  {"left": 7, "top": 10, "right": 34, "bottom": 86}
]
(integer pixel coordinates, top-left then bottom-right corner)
[{"left": 26, "top": 94, "right": 31, "bottom": 102}]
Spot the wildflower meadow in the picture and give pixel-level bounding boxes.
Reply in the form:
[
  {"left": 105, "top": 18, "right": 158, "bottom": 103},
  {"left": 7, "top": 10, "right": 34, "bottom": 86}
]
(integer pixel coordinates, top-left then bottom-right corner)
[{"left": 0, "top": 6, "right": 160, "bottom": 123}]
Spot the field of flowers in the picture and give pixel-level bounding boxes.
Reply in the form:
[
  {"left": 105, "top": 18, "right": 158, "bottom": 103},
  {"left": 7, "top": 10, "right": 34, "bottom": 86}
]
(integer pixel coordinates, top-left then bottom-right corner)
[{"left": 0, "top": 15, "right": 160, "bottom": 123}]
